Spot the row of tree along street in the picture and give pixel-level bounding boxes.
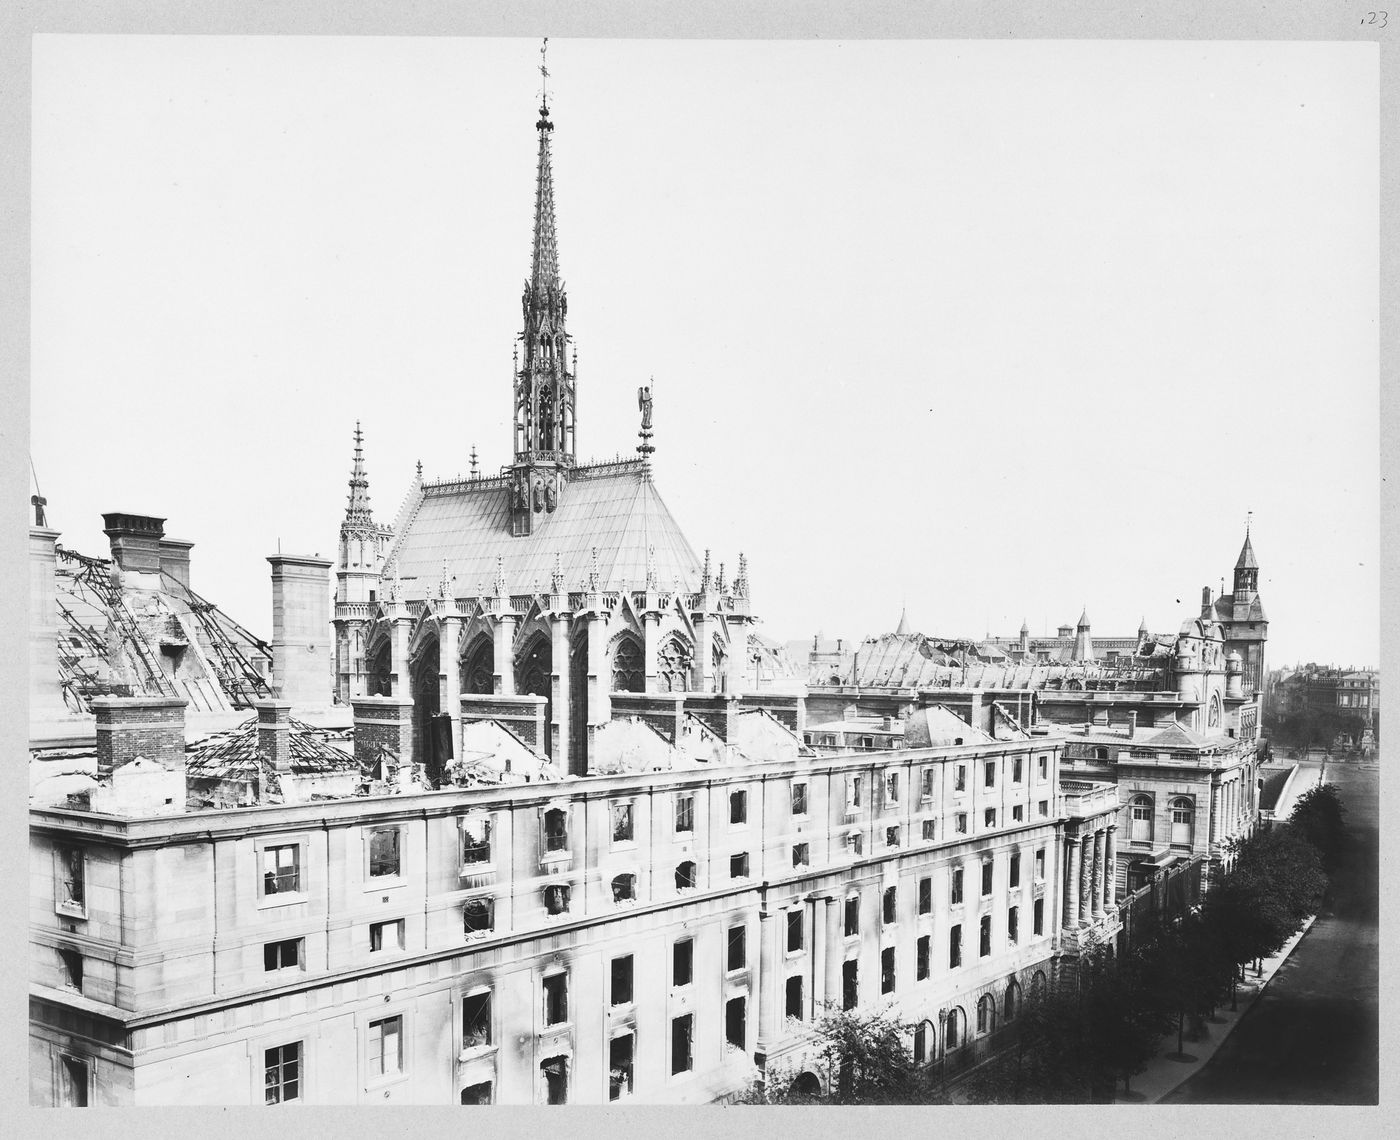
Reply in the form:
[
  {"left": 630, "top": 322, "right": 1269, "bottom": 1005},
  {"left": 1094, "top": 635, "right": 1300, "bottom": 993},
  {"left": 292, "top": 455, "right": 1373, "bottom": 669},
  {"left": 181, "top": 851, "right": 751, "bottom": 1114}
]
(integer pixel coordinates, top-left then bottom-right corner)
[{"left": 733, "top": 784, "right": 1348, "bottom": 1106}]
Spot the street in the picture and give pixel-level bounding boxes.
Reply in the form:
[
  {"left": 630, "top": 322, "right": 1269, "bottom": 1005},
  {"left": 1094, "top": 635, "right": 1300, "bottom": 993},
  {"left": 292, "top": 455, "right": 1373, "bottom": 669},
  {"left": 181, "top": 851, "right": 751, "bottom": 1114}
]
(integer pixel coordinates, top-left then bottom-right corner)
[{"left": 1161, "top": 759, "right": 1379, "bottom": 1104}]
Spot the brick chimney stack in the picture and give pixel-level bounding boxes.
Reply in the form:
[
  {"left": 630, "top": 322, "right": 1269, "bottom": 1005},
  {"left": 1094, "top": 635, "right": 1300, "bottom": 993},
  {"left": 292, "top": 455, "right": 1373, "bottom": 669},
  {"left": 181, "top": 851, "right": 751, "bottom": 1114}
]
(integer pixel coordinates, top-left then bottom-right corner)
[
  {"left": 255, "top": 699, "right": 293, "bottom": 772},
  {"left": 92, "top": 696, "right": 187, "bottom": 777},
  {"left": 102, "top": 512, "right": 166, "bottom": 573}
]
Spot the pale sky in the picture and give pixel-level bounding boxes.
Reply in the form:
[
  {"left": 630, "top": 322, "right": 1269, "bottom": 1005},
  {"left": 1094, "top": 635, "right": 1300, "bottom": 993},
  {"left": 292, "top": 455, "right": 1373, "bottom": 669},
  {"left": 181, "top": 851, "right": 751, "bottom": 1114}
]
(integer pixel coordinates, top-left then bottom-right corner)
[{"left": 30, "top": 36, "right": 1380, "bottom": 670}]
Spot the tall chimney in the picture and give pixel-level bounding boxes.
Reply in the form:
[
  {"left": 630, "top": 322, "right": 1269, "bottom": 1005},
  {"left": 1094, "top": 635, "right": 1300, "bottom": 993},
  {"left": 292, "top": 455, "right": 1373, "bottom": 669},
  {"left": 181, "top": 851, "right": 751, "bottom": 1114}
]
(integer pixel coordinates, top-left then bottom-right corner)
[
  {"left": 102, "top": 513, "right": 166, "bottom": 574},
  {"left": 268, "top": 554, "right": 333, "bottom": 711}
]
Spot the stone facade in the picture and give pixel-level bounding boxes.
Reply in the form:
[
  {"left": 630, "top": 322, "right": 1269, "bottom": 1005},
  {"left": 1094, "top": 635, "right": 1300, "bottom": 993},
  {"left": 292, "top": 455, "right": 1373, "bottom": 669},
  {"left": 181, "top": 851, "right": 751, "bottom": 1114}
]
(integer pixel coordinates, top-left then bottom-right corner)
[{"left": 29, "top": 724, "right": 1116, "bottom": 1105}]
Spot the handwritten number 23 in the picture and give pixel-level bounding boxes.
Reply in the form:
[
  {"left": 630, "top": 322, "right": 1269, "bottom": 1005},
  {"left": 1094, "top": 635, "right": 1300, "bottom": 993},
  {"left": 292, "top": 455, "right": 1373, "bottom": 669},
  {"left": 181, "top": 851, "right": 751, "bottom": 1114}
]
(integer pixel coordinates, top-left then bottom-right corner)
[{"left": 1363, "top": 11, "right": 1388, "bottom": 26}]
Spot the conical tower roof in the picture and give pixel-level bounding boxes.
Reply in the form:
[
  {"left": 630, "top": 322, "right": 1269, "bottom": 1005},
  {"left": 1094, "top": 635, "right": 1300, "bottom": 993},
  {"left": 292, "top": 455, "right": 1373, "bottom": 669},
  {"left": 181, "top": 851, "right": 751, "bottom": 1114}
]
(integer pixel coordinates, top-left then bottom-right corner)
[
  {"left": 1235, "top": 530, "right": 1258, "bottom": 570},
  {"left": 895, "top": 607, "right": 911, "bottom": 636},
  {"left": 1077, "top": 607, "right": 1091, "bottom": 629}
]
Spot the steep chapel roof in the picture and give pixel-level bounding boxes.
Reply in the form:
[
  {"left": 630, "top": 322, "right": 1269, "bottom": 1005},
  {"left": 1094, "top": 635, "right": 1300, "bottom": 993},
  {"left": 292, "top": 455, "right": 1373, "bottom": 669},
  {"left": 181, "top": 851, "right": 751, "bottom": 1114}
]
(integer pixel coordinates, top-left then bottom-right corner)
[{"left": 387, "top": 460, "right": 702, "bottom": 600}]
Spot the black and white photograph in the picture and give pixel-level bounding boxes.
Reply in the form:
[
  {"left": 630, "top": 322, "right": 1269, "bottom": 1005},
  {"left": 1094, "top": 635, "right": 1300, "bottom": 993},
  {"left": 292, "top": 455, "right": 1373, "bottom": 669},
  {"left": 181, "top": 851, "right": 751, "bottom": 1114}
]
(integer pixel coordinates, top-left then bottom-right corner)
[{"left": 10, "top": 7, "right": 1386, "bottom": 1122}]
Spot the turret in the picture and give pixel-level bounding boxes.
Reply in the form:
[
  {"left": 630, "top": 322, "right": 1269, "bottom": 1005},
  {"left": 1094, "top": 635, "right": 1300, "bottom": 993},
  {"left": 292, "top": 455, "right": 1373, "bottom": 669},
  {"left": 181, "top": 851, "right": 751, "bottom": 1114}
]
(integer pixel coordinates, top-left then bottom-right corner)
[{"left": 1072, "top": 607, "right": 1094, "bottom": 662}]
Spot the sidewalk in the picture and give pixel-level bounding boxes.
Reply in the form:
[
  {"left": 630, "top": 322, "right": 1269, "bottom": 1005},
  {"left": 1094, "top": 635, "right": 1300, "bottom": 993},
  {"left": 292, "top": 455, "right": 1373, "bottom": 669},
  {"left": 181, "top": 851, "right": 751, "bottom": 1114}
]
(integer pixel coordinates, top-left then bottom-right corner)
[{"left": 1114, "top": 915, "right": 1317, "bottom": 1103}]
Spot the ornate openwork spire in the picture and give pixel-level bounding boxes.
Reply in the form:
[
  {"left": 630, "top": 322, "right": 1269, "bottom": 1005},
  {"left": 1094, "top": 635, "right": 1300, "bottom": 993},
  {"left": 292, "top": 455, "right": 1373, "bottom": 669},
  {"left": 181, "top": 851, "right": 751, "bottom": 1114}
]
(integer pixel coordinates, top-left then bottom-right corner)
[
  {"left": 510, "top": 42, "right": 576, "bottom": 535},
  {"left": 734, "top": 553, "right": 749, "bottom": 599},
  {"left": 700, "top": 549, "right": 712, "bottom": 592},
  {"left": 343, "top": 421, "right": 375, "bottom": 532}
]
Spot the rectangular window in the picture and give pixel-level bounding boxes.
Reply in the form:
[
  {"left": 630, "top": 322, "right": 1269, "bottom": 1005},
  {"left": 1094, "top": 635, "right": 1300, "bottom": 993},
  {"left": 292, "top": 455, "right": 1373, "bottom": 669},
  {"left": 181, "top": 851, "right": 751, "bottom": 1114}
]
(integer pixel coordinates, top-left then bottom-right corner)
[
  {"left": 369, "top": 920, "right": 404, "bottom": 954},
  {"left": 673, "top": 938, "right": 694, "bottom": 986},
  {"left": 881, "top": 946, "right": 896, "bottom": 994},
  {"left": 844, "top": 895, "right": 860, "bottom": 937},
  {"left": 914, "top": 1024, "right": 928, "bottom": 1064},
  {"left": 544, "top": 808, "right": 568, "bottom": 852},
  {"left": 264, "top": 1043, "right": 300, "bottom": 1105},
  {"left": 918, "top": 877, "right": 932, "bottom": 915},
  {"left": 462, "top": 991, "right": 492, "bottom": 1050},
  {"left": 671, "top": 1014, "right": 694, "bottom": 1074},
  {"left": 1035, "top": 848, "right": 1046, "bottom": 881},
  {"left": 730, "top": 852, "right": 749, "bottom": 879},
  {"left": 917, "top": 935, "right": 931, "bottom": 980},
  {"left": 609, "top": 1033, "right": 635, "bottom": 1101},
  {"left": 851, "top": 832, "right": 864, "bottom": 856},
  {"left": 921, "top": 818, "right": 936, "bottom": 840},
  {"left": 727, "top": 924, "right": 747, "bottom": 971},
  {"left": 955, "top": 812, "right": 968, "bottom": 834},
  {"left": 786, "top": 975, "right": 804, "bottom": 1020},
  {"left": 842, "top": 959, "right": 859, "bottom": 1010},
  {"left": 461, "top": 1081, "right": 492, "bottom": 1105},
  {"left": 58, "top": 948, "right": 83, "bottom": 992},
  {"left": 675, "top": 794, "right": 694, "bottom": 833},
  {"left": 57, "top": 846, "right": 85, "bottom": 912},
  {"left": 263, "top": 937, "right": 302, "bottom": 972},
  {"left": 921, "top": 767, "right": 934, "bottom": 800},
  {"left": 461, "top": 816, "right": 491, "bottom": 865},
  {"left": 368, "top": 828, "right": 400, "bottom": 878},
  {"left": 60, "top": 1055, "right": 90, "bottom": 1108},
  {"left": 729, "top": 790, "right": 748, "bottom": 825},
  {"left": 951, "top": 866, "right": 964, "bottom": 905},
  {"left": 463, "top": 896, "right": 494, "bottom": 936},
  {"left": 955, "top": 765, "right": 966, "bottom": 792},
  {"left": 984, "top": 760, "right": 996, "bottom": 788},
  {"left": 611, "top": 955, "right": 634, "bottom": 1006},
  {"left": 849, "top": 775, "right": 862, "bottom": 808},
  {"left": 984, "top": 807, "right": 997, "bottom": 829},
  {"left": 725, "top": 996, "right": 746, "bottom": 1049},
  {"left": 612, "top": 801, "right": 634, "bottom": 843},
  {"left": 791, "top": 782, "right": 808, "bottom": 816},
  {"left": 541, "top": 1056, "right": 568, "bottom": 1105},
  {"left": 949, "top": 924, "right": 962, "bottom": 968},
  {"left": 1012, "top": 804, "right": 1024, "bottom": 822},
  {"left": 1038, "top": 800, "right": 1049, "bottom": 818},
  {"left": 882, "top": 885, "right": 897, "bottom": 925},
  {"left": 263, "top": 844, "right": 300, "bottom": 896},
  {"left": 787, "top": 910, "right": 804, "bottom": 952},
  {"left": 1008, "top": 905, "right": 1020, "bottom": 943},
  {"left": 792, "top": 842, "right": 809, "bottom": 868},
  {"left": 981, "top": 861, "right": 994, "bottom": 896},
  {"left": 1013, "top": 757, "right": 1024, "bottom": 783},
  {"left": 367, "top": 1015, "right": 403, "bottom": 1079},
  {"left": 886, "top": 825, "right": 900, "bottom": 848},
  {"left": 1039, "top": 755, "right": 1048, "bottom": 780},
  {"left": 543, "top": 882, "right": 570, "bottom": 915},
  {"left": 979, "top": 915, "right": 992, "bottom": 957},
  {"left": 544, "top": 973, "right": 568, "bottom": 1025},
  {"left": 1034, "top": 897, "right": 1045, "bottom": 936},
  {"left": 885, "top": 772, "right": 899, "bottom": 804},
  {"left": 1010, "top": 852, "right": 1021, "bottom": 889}
]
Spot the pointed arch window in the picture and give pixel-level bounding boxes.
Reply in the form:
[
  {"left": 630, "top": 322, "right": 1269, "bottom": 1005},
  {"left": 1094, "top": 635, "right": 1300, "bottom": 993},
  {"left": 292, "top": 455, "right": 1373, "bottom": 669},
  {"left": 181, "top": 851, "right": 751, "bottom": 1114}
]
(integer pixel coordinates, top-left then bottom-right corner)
[
  {"left": 1130, "top": 794, "right": 1153, "bottom": 844},
  {"left": 657, "top": 637, "right": 693, "bottom": 694},
  {"left": 611, "top": 637, "right": 644, "bottom": 693}
]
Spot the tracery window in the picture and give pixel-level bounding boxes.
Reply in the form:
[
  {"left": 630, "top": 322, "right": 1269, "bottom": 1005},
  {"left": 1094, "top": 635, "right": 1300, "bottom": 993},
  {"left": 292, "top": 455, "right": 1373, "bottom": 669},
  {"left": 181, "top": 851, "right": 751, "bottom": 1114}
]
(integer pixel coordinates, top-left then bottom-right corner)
[
  {"left": 657, "top": 637, "right": 693, "bottom": 694},
  {"left": 611, "top": 637, "right": 644, "bottom": 693}
]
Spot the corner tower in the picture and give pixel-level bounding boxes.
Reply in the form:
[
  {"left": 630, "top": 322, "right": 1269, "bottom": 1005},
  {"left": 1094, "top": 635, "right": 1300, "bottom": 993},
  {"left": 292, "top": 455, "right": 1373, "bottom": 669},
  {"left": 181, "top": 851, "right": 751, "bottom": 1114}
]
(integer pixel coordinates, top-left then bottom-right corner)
[
  {"left": 509, "top": 91, "right": 577, "bottom": 536},
  {"left": 1215, "top": 523, "right": 1268, "bottom": 698}
]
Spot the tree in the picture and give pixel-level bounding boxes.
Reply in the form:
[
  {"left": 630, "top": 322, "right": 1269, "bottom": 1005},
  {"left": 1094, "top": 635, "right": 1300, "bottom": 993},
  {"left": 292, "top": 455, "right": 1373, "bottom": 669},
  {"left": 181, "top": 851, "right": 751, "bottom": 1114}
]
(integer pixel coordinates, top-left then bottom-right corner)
[
  {"left": 1287, "top": 782, "right": 1349, "bottom": 872},
  {"left": 730, "top": 1007, "right": 949, "bottom": 1106}
]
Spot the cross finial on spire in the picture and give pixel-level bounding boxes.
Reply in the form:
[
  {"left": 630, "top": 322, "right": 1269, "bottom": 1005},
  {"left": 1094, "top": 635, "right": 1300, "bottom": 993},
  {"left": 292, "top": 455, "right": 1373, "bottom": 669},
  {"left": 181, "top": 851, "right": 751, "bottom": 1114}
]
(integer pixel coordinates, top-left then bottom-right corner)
[
  {"left": 1246, "top": 509, "right": 1253, "bottom": 536},
  {"left": 416, "top": 459, "right": 423, "bottom": 479},
  {"left": 539, "top": 37, "right": 550, "bottom": 112}
]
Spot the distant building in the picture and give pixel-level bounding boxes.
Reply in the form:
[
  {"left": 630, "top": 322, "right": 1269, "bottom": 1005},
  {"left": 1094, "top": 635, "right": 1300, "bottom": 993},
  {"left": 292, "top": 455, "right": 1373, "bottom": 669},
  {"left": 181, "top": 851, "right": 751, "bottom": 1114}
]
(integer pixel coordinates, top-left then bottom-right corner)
[{"left": 1265, "top": 664, "right": 1378, "bottom": 755}]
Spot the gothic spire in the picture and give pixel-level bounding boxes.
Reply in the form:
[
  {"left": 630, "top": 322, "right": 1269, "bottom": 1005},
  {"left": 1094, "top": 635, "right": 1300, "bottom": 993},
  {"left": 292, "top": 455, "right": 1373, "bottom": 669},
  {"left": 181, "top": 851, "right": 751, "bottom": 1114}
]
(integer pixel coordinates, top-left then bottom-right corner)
[
  {"left": 344, "top": 421, "right": 374, "bottom": 531},
  {"left": 511, "top": 43, "right": 576, "bottom": 532}
]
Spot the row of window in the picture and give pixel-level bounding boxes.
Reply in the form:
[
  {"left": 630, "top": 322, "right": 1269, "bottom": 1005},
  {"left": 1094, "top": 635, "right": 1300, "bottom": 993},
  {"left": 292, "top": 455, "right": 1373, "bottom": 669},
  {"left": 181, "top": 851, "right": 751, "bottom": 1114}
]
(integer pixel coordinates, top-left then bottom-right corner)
[{"left": 1127, "top": 794, "right": 1196, "bottom": 845}]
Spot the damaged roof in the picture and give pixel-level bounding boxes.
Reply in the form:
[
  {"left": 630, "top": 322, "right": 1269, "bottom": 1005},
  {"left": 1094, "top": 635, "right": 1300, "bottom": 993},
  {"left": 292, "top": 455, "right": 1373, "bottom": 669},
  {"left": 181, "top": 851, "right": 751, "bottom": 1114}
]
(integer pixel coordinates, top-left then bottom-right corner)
[{"left": 185, "top": 717, "right": 356, "bottom": 776}]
